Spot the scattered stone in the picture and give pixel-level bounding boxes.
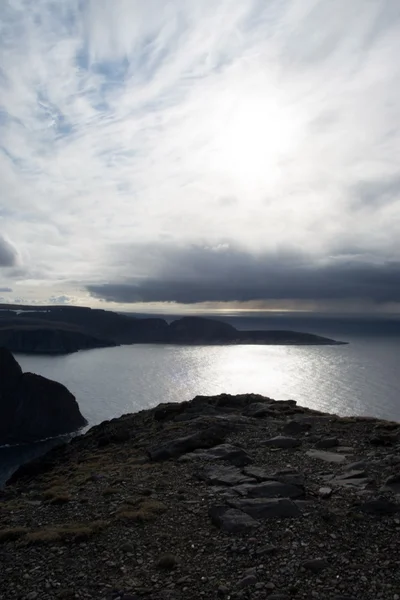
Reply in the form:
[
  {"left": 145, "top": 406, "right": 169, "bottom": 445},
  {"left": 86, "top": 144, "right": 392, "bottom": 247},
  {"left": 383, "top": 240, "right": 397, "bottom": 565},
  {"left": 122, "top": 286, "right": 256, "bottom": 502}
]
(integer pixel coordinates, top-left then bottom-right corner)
[
  {"left": 303, "top": 557, "right": 329, "bottom": 573},
  {"left": 209, "top": 506, "right": 259, "bottom": 533},
  {"left": 306, "top": 449, "right": 347, "bottom": 463},
  {"left": 315, "top": 437, "right": 339, "bottom": 449},
  {"left": 319, "top": 486, "right": 333, "bottom": 498},
  {"left": 228, "top": 497, "right": 302, "bottom": 519},
  {"left": 263, "top": 436, "right": 301, "bottom": 449}
]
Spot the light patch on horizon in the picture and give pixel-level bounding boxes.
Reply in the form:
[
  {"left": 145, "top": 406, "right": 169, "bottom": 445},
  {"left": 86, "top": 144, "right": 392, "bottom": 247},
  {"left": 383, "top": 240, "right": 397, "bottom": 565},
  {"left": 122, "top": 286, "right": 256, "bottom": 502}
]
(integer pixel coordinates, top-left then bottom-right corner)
[{"left": 1, "top": 0, "right": 400, "bottom": 310}]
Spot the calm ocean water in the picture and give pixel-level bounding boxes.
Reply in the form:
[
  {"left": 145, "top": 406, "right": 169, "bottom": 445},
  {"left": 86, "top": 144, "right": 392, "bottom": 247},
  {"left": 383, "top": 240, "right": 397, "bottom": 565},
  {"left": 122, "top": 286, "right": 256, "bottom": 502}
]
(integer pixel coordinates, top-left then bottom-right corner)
[{"left": 1, "top": 334, "right": 400, "bottom": 484}]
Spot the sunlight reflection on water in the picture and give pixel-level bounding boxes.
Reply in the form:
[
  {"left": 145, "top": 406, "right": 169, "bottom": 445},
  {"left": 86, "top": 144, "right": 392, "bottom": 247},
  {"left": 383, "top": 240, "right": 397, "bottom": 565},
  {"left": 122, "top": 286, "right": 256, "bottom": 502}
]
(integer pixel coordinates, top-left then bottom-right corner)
[{"left": 16, "top": 338, "right": 400, "bottom": 426}]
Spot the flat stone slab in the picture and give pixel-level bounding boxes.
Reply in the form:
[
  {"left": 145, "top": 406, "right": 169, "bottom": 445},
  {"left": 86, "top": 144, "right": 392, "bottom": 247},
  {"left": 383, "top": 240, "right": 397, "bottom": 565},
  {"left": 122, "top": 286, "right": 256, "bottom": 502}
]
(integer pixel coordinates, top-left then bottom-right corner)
[
  {"left": 181, "top": 443, "right": 253, "bottom": 466},
  {"left": 228, "top": 497, "right": 302, "bottom": 519},
  {"left": 232, "top": 480, "right": 304, "bottom": 499},
  {"left": 359, "top": 497, "right": 400, "bottom": 515},
  {"left": 315, "top": 437, "right": 339, "bottom": 449},
  {"left": 243, "top": 467, "right": 304, "bottom": 487},
  {"left": 306, "top": 449, "right": 347, "bottom": 463},
  {"left": 208, "top": 505, "right": 259, "bottom": 533},
  {"left": 329, "top": 469, "right": 371, "bottom": 489},
  {"left": 200, "top": 465, "right": 255, "bottom": 486},
  {"left": 263, "top": 436, "right": 302, "bottom": 449}
]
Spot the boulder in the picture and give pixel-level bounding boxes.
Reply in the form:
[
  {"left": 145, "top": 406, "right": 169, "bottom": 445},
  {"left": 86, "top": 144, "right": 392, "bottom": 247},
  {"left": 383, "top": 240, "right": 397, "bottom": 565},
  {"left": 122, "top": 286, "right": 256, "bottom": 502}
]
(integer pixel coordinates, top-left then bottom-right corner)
[
  {"left": 208, "top": 505, "right": 258, "bottom": 533},
  {"left": 0, "top": 348, "right": 86, "bottom": 445},
  {"left": 147, "top": 426, "right": 226, "bottom": 461}
]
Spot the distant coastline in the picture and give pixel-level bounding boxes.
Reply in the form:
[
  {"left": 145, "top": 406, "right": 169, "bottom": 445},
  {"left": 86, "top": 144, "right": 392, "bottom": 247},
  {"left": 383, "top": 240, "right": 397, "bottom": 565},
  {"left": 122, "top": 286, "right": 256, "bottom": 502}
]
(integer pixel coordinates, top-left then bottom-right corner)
[{"left": 0, "top": 304, "right": 346, "bottom": 355}]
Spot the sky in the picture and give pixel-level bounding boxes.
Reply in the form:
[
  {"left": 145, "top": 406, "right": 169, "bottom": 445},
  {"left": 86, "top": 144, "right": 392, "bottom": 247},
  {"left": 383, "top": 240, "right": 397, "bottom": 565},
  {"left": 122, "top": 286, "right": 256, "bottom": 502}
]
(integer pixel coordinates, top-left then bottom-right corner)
[{"left": 1, "top": 0, "right": 400, "bottom": 314}]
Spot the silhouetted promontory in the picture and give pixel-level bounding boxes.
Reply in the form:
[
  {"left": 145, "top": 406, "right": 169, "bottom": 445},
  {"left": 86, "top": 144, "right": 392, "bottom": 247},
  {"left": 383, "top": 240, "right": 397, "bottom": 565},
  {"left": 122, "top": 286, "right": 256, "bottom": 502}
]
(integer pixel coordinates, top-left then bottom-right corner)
[
  {"left": 0, "top": 348, "right": 86, "bottom": 445},
  {"left": 0, "top": 305, "right": 345, "bottom": 354}
]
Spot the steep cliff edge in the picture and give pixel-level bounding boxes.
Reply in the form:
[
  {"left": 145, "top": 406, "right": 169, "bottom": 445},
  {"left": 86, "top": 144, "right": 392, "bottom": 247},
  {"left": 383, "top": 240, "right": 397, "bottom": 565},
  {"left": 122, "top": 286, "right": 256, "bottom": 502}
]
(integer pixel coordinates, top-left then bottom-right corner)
[{"left": 0, "top": 348, "right": 87, "bottom": 445}]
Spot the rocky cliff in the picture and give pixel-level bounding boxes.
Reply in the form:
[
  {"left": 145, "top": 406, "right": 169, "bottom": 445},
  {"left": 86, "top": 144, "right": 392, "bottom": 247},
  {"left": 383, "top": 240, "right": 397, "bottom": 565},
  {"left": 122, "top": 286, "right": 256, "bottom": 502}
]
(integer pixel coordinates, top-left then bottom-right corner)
[
  {"left": 2, "top": 393, "right": 399, "bottom": 600},
  {"left": 0, "top": 348, "right": 87, "bottom": 445}
]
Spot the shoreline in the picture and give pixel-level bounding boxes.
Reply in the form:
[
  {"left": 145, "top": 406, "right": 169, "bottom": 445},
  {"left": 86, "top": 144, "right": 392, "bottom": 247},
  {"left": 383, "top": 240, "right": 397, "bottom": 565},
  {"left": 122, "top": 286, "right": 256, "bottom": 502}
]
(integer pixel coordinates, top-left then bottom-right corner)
[{"left": 1, "top": 393, "right": 399, "bottom": 599}]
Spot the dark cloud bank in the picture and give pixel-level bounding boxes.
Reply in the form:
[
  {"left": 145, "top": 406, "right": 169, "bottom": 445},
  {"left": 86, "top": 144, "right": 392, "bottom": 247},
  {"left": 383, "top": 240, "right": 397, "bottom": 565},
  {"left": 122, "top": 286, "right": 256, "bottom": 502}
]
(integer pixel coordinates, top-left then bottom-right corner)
[{"left": 87, "top": 245, "right": 400, "bottom": 306}]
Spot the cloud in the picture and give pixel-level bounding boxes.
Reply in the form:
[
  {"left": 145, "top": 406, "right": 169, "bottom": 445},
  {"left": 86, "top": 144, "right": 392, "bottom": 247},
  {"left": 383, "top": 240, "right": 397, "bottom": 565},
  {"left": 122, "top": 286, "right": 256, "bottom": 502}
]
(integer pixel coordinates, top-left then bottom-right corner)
[
  {"left": 86, "top": 243, "right": 400, "bottom": 306},
  {"left": 0, "top": 234, "right": 18, "bottom": 267},
  {"left": 48, "top": 294, "right": 73, "bottom": 304},
  {"left": 1, "top": 1, "right": 400, "bottom": 307},
  {"left": 0, "top": 287, "right": 12, "bottom": 292}
]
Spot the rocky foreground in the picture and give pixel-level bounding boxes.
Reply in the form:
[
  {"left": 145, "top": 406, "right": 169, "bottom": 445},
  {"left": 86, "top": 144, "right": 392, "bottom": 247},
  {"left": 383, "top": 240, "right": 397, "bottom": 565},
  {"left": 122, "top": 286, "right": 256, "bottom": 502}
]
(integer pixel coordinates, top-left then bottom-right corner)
[{"left": 1, "top": 394, "right": 400, "bottom": 600}]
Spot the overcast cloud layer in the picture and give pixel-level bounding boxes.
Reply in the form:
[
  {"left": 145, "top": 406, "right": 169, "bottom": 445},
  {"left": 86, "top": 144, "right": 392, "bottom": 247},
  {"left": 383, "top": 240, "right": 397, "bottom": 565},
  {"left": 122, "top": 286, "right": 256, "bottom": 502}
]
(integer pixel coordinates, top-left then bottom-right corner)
[{"left": 1, "top": 1, "right": 400, "bottom": 310}]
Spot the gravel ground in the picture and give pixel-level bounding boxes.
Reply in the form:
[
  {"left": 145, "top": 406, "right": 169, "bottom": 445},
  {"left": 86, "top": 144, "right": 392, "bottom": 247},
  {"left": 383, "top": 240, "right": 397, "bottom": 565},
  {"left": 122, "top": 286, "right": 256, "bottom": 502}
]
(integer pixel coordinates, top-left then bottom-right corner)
[{"left": 0, "top": 393, "right": 399, "bottom": 600}]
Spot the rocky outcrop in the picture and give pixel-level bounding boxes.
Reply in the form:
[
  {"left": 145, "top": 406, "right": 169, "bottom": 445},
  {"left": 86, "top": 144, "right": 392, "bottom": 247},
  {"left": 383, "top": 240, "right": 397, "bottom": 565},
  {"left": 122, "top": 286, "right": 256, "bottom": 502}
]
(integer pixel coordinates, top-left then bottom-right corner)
[
  {"left": 0, "top": 348, "right": 87, "bottom": 445},
  {"left": 2, "top": 392, "right": 400, "bottom": 600}
]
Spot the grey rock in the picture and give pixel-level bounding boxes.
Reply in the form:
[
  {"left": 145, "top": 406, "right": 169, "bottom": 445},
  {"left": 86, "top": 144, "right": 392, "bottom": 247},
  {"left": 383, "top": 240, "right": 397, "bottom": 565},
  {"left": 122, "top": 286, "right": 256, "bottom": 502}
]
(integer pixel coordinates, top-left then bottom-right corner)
[
  {"left": 242, "top": 467, "right": 304, "bottom": 487},
  {"left": 209, "top": 506, "right": 259, "bottom": 533},
  {"left": 243, "top": 403, "right": 276, "bottom": 418},
  {"left": 200, "top": 465, "right": 255, "bottom": 486},
  {"left": 232, "top": 480, "right": 304, "bottom": 499},
  {"left": 263, "top": 436, "right": 301, "bottom": 449},
  {"left": 359, "top": 497, "right": 400, "bottom": 515},
  {"left": 319, "top": 486, "right": 333, "bottom": 498},
  {"left": 237, "top": 575, "right": 257, "bottom": 588},
  {"left": 381, "top": 473, "right": 400, "bottom": 494},
  {"left": 268, "top": 596, "right": 290, "bottom": 600},
  {"left": 183, "top": 443, "right": 253, "bottom": 466},
  {"left": 282, "top": 419, "right": 311, "bottom": 435},
  {"left": 331, "top": 469, "right": 370, "bottom": 489},
  {"left": 303, "top": 557, "right": 329, "bottom": 573},
  {"left": 306, "top": 449, "right": 347, "bottom": 463},
  {"left": 345, "top": 460, "right": 368, "bottom": 471},
  {"left": 315, "top": 437, "right": 339, "bottom": 449},
  {"left": 228, "top": 497, "right": 302, "bottom": 519},
  {"left": 148, "top": 426, "right": 226, "bottom": 460}
]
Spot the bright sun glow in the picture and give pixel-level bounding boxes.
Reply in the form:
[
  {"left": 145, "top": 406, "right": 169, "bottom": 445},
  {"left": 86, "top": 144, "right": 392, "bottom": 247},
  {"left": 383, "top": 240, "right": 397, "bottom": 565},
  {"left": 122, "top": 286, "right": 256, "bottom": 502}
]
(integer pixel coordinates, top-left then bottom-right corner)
[{"left": 208, "top": 90, "right": 301, "bottom": 192}]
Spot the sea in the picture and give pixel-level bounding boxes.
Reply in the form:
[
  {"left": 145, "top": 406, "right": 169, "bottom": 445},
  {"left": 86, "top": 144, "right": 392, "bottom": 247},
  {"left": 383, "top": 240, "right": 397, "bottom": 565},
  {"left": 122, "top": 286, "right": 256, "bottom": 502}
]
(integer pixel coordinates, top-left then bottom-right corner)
[{"left": 1, "top": 314, "right": 400, "bottom": 486}]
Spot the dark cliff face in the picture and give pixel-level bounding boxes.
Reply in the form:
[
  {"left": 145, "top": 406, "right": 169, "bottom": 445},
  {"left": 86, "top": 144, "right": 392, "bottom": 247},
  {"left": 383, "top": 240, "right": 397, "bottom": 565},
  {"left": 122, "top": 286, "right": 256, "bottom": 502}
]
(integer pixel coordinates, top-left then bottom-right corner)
[
  {"left": 0, "top": 348, "right": 87, "bottom": 445},
  {"left": 0, "top": 327, "right": 116, "bottom": 354}
]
